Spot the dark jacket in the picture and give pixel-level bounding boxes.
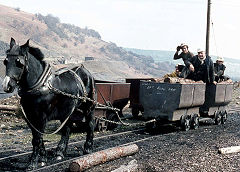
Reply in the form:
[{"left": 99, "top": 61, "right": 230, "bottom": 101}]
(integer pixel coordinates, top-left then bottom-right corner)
[
  {"left": 214, "top": 63, "right": 226, "bottom": 77},
  {"left": 174, "top": 51, "right": 194, "bottom": 66},
  {"left": 186, "top": 55, "right": 215, "bottom": 84}
]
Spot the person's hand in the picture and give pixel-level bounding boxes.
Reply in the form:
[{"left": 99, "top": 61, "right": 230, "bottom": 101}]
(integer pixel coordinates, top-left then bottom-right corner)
[
  {"left": 213, "top": 81, "right": 217, "bottom": 85},
  {"left": 177, "top": 46, "right": 181, "bottom": 51},
  {"left": 189, "top": 64, "right": 194, "bottom": 72}
]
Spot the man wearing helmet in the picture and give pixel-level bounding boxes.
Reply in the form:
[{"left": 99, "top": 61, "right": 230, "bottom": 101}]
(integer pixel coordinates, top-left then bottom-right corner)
[{"left": 214, "top": 57, "right": 226, "bottom": 82}]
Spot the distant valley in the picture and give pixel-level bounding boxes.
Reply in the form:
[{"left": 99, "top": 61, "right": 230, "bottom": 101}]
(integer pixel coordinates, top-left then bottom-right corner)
[{"left": 125, "top": 48, "right": 240, "bottom": 81}]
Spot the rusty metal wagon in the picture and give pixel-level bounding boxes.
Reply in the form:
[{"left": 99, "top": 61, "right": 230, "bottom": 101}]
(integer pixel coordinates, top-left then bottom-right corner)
[
  {"left": 94, "top": 81, "right": 130, "bottom": 131},
  {"left": 139, "top": 80, "right": 233, "bottom": 131},
  {"left": 71, "top": 80, "right": 130, "bottom": 131}
]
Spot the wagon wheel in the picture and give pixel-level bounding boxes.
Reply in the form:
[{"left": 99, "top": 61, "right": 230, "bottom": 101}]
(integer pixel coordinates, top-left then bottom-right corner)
[
  {"left": 191, "top": 114, "right": 200, "bottom": 130},
  {"left": 106, "top": 111, "right": 119, "bottom": 130},
  {"left": 132, "top": 107, "right": 139, "bottom": 118},
  {"left": 214, "top": 111, "right": 222, "bottom": 125},
  {"left": 95, "top": 118, "right": 107, "bottom": 132},
  {"left": 221, "top": 110, "right": 228, "bottom": 124},
  {"left": 145, "top": 120, "right": 157, "bottom": 133},
  {"left": 95, "top": 118, "right": 101, "bottom": 132},
  {"left": 180, "top": 115, "right": 191, "bottom": 131}
]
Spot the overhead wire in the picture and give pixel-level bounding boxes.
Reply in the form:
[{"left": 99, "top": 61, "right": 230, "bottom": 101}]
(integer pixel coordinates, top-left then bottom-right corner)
[{"left": 210, "top": 19, "right": 220, "bottom": 57}]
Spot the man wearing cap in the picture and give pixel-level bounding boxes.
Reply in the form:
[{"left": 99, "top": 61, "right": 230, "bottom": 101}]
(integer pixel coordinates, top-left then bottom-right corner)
[
  {"left": 173, "top": 43, "right": 194, "bottom": 66},
  {"left": 163, "top": 64, "right": 182, "bottom": 78},
  {"left": 184, "top": 48, "right": 215, "bottom": 84},
  {"left": 214, "top": 57, "right": 226, "bottom": 82}
]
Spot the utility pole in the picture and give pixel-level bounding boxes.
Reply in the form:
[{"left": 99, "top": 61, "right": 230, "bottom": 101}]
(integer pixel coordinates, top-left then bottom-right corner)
[{"left": 206, "top": 0, "right": 211, "bottom": 56}]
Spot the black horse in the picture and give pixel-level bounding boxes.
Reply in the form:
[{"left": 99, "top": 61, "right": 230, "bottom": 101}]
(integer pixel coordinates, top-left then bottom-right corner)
[{"left": 2, "top": 38, "right": 96, "bottom": 170}]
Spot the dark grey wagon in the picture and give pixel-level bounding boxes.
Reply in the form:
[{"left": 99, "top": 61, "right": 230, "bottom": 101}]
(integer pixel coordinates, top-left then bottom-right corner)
[{"left": 139, "top": 81, "right": 233, "bottom": 131}]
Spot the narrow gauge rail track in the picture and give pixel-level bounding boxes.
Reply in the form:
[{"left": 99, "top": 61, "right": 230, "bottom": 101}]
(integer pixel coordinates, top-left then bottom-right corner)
[
  {"left": 0, "top": 128, "right": 146, "bottom": 171},
  {"left": 32, "top": 134, "right": 162, "bottom": 172},
  {"left": 0, "top": 128, "right": 145, "bottom": 161}
]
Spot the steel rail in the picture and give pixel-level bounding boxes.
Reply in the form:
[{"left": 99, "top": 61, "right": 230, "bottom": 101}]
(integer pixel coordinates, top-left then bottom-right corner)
[
  {"left": 32, "top": 133, "right": 160, "bottom": 172},
  {"left": 0, "top": 128, "right": 144, "bottom": 162}
]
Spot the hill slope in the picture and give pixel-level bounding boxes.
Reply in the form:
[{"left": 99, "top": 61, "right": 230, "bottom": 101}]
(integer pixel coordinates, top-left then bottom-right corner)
[{"left": 0, "top": 4, "right": 174, "bottom": 81}]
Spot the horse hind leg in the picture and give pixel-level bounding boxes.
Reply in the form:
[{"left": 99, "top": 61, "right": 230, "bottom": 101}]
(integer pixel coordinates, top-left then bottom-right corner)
[{"left": 83, "top": 110, "right": 95, "bottom": 155}]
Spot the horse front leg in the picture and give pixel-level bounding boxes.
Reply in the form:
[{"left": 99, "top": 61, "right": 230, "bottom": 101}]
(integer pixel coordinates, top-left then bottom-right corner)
[
  {"left": 27, "top": 130, "right": 46, "bottom": 170},
  {"left": 55, "top": 121, "right": 71, "bottom": 160},
  {"left": 83, "top": 110, "right": 95, "bottom": 155}
]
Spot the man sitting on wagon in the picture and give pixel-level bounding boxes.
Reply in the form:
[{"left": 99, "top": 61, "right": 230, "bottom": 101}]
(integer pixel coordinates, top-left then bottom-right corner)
[
  {"left": 214, "top": 56, "right": 227, "bottom": 82},
  {"left": 173, "top": 43, "right": 194, "bottom": 78},
  {"left": 173, "top": 43, "right": 194, "bottom": 65},
  {"left": 183, "top": 48, "right": 215, "bottom": 84},
  {"left": 163, "top": 64, "right": 184, "bottom": 78}
]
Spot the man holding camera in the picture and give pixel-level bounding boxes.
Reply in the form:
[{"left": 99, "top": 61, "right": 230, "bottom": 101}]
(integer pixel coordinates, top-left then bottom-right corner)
[
  {"left": 173, "top": 43, "right": 194, "bottom": 66},
  {"left": 173, "top": 43, "right": 194, "bottom": 78}
]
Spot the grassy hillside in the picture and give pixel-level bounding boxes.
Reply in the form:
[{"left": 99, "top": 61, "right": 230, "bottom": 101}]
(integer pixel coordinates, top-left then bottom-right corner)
[{"left": 0, "top": 4, "right": 174, "bottom": 80}]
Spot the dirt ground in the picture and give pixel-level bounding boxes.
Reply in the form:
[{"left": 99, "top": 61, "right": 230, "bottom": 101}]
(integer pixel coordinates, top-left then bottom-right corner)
[
  {"left": 1, "top": 86, "right": 240, "bottom": 171},
  {"left": 87, "top": 86, "right": 240, "bottom": 172}
]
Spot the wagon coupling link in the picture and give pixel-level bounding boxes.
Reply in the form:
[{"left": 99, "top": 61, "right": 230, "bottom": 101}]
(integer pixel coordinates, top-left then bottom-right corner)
[{"left": 95, "top": 116, "right": 156, "bottom": 127}]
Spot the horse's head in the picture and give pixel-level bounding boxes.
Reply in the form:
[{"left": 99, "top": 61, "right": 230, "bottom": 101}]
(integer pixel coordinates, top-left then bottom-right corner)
[{"left": 2, "top": 38, "right": 29, "bottom": 93}]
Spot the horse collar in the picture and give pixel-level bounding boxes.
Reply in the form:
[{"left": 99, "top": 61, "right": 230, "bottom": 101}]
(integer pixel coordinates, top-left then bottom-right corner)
[{"left": 19, "top": 61, "right": 52, "bottom": 95}]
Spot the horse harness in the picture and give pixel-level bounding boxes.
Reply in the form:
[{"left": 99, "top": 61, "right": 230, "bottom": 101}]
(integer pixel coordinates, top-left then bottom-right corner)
[
  {"left": 19, "top": 62, "right": 95, "bottom": 135},
  {"left": 19, "top": 62, "right": 88, "bottom": 100},
  {"left": 19, "top": 61, "right": 119, "bottom": 111}
]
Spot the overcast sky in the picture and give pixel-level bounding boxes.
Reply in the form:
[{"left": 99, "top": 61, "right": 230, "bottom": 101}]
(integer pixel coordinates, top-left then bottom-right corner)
[{"left": 0, "top": 0, "right": 239, "bottom": 59}]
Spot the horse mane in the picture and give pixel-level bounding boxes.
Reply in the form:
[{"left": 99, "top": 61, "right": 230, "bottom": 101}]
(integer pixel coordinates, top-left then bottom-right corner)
[
  {"left": 5, "top": 44, "right": 45, "bottom": 61},
  {"left": 28, "top": 46, "right": 44, "bottom": 61}
]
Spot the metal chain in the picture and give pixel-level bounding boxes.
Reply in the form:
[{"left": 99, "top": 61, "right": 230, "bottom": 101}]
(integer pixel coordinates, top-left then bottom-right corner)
[
  {"left": 95, "top": 116, "right": 156, "bottom": 127},
  {"left": 48, "top": 83, "right": 120, "bottom": 112},
  {"left": 48, "top": 83, "right": 156, "bottom": 127}
]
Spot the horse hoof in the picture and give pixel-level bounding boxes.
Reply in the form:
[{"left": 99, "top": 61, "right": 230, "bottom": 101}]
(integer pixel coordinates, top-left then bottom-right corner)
[
  {"left": 40, "top": 162, "right": 46, "bottom": 167},
  {"left": 56, "top": 155, "right": 63, "bottom": 161},
  {"left": 83, "top": 149, "right": 92, "bottom": 155}
]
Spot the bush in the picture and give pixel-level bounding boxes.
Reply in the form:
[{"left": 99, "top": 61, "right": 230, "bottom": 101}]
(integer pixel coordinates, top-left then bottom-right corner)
[{"left": 62, "top": 43, "right": 68, "bottom": 48}]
